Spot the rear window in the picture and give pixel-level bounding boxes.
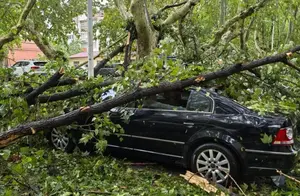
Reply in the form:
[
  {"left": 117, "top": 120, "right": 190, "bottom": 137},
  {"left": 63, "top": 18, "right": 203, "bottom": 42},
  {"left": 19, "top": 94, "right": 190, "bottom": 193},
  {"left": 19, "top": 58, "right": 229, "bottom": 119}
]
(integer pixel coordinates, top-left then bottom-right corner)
[{"left": 33, "top": 62, "right": 47, "bottom": 66}]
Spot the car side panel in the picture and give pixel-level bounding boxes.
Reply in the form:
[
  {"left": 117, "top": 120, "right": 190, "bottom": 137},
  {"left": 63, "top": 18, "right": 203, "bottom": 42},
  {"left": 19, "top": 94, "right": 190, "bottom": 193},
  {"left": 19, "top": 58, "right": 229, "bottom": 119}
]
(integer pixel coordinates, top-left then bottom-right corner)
[
  {"left": 127, "top": 109, "right": 188, "bottom": 157},
  {"left": 107, "top": 108, "right": 137, "bottom": 149}
]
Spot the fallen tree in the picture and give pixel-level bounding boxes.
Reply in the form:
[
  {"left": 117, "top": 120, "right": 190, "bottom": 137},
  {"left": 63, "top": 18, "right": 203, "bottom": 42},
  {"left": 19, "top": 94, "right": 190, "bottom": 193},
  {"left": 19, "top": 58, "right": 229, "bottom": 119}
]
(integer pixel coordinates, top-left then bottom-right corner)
[{"left": 1, "top": 45, "right": 299, "bottom": 148}]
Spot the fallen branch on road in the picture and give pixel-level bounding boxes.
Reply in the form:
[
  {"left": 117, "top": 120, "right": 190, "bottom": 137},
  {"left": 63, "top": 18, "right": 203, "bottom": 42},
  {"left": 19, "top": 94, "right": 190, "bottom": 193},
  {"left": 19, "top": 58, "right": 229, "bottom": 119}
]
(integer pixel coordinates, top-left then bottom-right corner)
[{"left": 276, "top": 169, "right": 300, "bottom": 185}]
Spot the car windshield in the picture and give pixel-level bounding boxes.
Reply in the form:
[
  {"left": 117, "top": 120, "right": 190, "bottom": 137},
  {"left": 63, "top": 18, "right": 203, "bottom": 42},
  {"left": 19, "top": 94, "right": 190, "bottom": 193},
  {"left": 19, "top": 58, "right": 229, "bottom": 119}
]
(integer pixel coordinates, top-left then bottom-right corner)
[{"left": 12, "top": 62, "right": 21, "bottom": 67}]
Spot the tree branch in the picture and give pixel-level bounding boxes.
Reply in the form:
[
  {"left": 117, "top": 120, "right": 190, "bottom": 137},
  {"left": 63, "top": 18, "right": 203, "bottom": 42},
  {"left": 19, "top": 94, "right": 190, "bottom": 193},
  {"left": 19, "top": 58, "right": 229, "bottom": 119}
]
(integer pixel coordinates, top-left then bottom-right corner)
[
  {"left": 76, "top": 34, "right": 127, "bottom": 69},
  {"left": 282, "top": 59, "right": 300, "bottom": 73},
  {"left": 161, "top": 0, "right": 199, "bottom": 27},
  {"left": 0, "top": 0, "right": 36, "bottom": 50},
  {"left": 205, "top": 0, "right": 270, "bottom": 48},
  {"left": 50, "top": 78, "right": 78, "bottom": 87},
  {"left": 25, "top": 68, "right": 65, "bottom": 105},
  {"left": 38, "top": 80, "right": 115, "bottom": 103},
  {"left": 1, "top": 45, "right": 300, "bottom": 148},
  {"left": 26, "top": 23, "right": 67, "bottom": 61},
  {"left": 94, "top": 44, "right": 125, "bottom": 75},
  {"left": 3, "top": 44, "right": 124, "bottom": 101},
  {"left": 114, "top": 0, "right": 132, "bottom": 20},
  {"left": 155, "top": 1, "right": 188, "bottom": 18}
]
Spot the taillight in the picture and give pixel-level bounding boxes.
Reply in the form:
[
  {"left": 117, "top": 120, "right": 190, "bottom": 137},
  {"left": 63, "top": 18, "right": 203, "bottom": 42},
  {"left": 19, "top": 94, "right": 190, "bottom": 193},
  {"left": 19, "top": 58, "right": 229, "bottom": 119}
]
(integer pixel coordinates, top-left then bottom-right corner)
[
  {"left": 31, "top": 66, "right": 40, "bottom": 70},
  {"left": 272, "top": 127, "right": 294, "bottom": 145}
]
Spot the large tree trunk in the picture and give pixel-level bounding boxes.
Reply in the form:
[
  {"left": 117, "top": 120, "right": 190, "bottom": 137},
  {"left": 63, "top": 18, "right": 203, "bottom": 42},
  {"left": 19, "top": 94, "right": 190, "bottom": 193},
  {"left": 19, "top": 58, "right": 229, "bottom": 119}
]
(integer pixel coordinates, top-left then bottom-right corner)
[{"left": 130, "top": 0, "right": 158, "bottom": 58}]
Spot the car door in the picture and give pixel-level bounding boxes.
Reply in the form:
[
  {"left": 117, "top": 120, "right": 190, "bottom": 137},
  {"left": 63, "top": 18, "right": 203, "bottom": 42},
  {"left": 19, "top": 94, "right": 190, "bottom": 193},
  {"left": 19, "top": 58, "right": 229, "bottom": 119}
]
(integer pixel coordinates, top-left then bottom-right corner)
[
  {"left": 22, "top": 61, "right": 31, "bottom": 73},
  {"left": 107, "top": 105, "right": 138, "bottom": 151},
  {"left": 107, "top": 91, "right": 214, "bottom": 160},
  {"left": 123, "top": 91, "right": 191, "bottom": 159},
  {"left": 183, "top": 90, "right": 215, "bottom": 138}
]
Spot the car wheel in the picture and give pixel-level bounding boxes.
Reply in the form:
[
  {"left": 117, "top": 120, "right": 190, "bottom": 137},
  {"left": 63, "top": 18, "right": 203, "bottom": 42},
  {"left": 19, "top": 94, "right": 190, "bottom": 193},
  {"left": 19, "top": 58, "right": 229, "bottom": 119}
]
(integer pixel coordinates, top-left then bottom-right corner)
[
  {"left": 190, "top": 143, "right": 239, "bottom": 185},
  {"left": 47, "top": 128, "right": 76, "bottom": 153}
]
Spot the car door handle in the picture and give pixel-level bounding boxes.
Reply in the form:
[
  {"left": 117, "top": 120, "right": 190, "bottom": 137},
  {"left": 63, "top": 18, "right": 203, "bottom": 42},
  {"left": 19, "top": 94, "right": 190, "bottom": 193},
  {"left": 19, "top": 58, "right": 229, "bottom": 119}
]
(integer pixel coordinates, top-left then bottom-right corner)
[{"left": 183, "top": 122, "right": 194, "bottom": 126}]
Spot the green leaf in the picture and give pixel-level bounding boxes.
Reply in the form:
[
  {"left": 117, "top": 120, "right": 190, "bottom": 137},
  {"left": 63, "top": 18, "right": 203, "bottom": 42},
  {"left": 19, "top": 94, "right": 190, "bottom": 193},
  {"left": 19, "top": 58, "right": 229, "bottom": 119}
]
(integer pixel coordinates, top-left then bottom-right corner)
[
  {"left": 11, "top": 163, "right": 24, "bottom": 174},
  {"left": 0, "top": 149, "right": 11, "bottom": 161},
  {"left": 260, "top": 133, "right": 273, "bottom": 144},
  {"left": 20, "top": 147, "right": 30, "bottom": 155}
]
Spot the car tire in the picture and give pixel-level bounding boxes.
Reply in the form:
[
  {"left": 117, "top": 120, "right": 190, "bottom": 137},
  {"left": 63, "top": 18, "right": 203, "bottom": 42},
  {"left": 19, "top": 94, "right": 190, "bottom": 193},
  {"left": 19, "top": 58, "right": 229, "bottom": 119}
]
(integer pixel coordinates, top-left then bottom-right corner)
[
  {"left": 46, "top": 128, "right": 76, "bottom": 153},
  {"left": 190, "top": 143, "right": 239, "bottom": 186}
]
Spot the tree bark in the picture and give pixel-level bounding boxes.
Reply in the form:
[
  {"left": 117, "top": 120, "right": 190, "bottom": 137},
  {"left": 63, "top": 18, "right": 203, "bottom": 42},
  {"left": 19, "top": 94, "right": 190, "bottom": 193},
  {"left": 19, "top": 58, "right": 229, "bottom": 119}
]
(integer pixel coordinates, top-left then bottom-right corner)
[
  {"left": 161, "top": 0, "right": 199, "bottom": 27},
  {"left": 25, "top": 68, "right": 65, "bottom": 105},
  {"left": 1, "top": 45, "right": 300, "bottom": 148},
  {"left": 130, "top": 0, "right": 157, "bottom": 58},
  {"left": 219, "top": 0, "right": 227, "bottom": 26}
]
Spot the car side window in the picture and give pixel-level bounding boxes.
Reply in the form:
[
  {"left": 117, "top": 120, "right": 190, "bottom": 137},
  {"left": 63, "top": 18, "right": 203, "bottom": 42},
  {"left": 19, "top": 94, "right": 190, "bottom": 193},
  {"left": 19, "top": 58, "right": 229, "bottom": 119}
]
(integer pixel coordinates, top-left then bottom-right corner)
[
  {"left": 215, "top": 102, "right": 239, "bottom": 114},
  {"left": 186, "top": 91, "right": 212, "bottom": 112},
  {"left": 34, "top": 62, "right": 46, "bottom": 66},
  {"left": 142, "top": 91, "right": 188, "bottom": 110},
  {"left": 22, "top": 62, "right": 30, "bottom": 66}
]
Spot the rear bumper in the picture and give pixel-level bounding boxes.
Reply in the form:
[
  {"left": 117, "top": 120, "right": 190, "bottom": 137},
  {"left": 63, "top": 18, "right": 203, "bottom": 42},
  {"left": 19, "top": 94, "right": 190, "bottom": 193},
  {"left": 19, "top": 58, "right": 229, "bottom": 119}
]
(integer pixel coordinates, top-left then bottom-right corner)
[{"left": 244, "top": 147, "right": 298, "bottom": 176}]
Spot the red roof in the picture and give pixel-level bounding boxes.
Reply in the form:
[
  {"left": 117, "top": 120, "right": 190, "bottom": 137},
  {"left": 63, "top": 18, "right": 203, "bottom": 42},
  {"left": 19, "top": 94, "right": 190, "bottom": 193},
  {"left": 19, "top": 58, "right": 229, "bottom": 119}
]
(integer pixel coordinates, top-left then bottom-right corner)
[{"left": 70, "top": 51, "right": 100, "bottom": 58}]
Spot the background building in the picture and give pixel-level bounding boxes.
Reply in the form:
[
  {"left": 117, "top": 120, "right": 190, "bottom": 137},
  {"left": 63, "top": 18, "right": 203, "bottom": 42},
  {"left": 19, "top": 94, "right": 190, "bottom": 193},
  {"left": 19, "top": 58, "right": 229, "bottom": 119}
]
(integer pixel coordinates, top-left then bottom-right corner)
[
  {"left": 68, "top": 11, "right": 104, "bottom": 52},
  {"left": 69, "top": 49, "right": 102, "bottom": 67},
  {"left": 5, "top": 41, "right": 43, "bottom": 66}
]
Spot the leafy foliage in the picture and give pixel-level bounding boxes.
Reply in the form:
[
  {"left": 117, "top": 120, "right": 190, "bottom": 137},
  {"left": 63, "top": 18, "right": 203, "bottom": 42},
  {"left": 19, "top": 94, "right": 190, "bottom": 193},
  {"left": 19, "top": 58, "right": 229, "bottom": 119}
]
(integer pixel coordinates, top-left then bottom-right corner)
[
  {"left": 0, "top": 145, "right": 299, "bottom": 195},
  {"left": 0, "top": 145, "right": 208, "bottom": 195}
]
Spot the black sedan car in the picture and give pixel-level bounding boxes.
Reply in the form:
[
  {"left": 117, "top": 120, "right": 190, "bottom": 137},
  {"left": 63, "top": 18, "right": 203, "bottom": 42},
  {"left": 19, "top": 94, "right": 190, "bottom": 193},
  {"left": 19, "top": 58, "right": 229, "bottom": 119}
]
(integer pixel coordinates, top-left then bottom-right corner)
[{"left": 48, "top": 88, "right": 298, "bottom": 184}]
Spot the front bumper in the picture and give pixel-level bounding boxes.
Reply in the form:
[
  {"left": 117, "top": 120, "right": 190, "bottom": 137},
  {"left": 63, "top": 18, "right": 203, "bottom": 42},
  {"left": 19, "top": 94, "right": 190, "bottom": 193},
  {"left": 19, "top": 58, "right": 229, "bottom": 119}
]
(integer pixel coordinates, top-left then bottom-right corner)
[{"left": 244, "top": 147, "right": 298, "bottom": 176}]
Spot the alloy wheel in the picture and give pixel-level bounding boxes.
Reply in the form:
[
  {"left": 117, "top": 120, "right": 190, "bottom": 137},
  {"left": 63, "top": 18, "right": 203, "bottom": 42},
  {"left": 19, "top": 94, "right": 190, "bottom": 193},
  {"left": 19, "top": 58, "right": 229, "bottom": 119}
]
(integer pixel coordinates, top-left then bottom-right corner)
[
  {"left": 196, "top": 149, "right": 230, "bottom": 183},
  {"left": 51, "top": 128, "right": 70, "bottom": 150}
]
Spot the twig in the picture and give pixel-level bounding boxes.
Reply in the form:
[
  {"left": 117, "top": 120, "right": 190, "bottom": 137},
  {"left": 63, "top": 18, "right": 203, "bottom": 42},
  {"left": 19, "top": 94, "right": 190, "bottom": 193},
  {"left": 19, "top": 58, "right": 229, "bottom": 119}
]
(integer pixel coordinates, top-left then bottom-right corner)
[
  {"left": 227, "top": 173, "right": 247, "bottom": 196},
  {"left": 282, "top": 60, "right": 300, "bottom": 73},
  {"left": 13, "top": 177, "right": 39, "bottom": 194},
  {"left": 124, "top": 162, "right": 157, "bottom": 166},
  {"left": 76, "top": 34, "right": 127, "bottom": 69},
  {"left": 156, "top": 1, "right": 188, "bottom": 16},
  {"left": 276, "top": 169, "right": 300, "bottom": 185},
  {"left": 87, "top": 191, "right": 112, "bottom": 195}
]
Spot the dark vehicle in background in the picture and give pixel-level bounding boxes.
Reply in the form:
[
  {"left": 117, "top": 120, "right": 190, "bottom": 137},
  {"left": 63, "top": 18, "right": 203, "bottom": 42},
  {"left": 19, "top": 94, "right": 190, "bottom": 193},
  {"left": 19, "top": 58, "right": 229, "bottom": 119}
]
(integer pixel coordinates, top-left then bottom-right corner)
[{"left": 48, "top": 88, "right": 298, "bottom": 184}]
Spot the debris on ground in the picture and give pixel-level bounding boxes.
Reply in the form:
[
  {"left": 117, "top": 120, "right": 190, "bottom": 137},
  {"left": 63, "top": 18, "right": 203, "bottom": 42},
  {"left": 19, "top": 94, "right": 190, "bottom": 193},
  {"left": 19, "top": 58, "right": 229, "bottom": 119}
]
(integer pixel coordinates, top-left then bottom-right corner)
[{"left": 180, "top": 171, "right": 226, "bottom": 196}]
